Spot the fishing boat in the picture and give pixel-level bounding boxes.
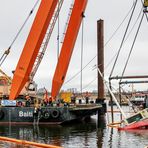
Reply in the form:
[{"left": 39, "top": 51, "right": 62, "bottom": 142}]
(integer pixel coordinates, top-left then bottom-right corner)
[
  {"left": 98, "top": 68, "right": 148, "bottom": 130},
  {"left": 0, "top": 0, "right": 104, "bottom": 125}
]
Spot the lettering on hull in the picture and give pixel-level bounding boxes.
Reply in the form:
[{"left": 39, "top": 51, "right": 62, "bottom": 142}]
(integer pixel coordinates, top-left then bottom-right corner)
[{"left": 19, "top": 111, "right": 33, "bottom": 117}]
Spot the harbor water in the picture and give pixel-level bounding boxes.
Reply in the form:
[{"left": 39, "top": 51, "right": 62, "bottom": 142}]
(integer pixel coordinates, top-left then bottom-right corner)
[{"left": 0, "top": 107, "right": 147, "bottom": 148}]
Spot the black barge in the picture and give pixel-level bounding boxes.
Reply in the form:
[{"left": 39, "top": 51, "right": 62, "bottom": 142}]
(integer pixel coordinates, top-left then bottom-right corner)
[{"left": 0, "top": 104, "right": 102, "bottom": 125}]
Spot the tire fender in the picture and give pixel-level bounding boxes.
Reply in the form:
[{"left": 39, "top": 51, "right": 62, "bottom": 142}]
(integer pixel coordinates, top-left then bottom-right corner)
[{"left": 51, "top": 109, "right": 60, "bottom": 118}]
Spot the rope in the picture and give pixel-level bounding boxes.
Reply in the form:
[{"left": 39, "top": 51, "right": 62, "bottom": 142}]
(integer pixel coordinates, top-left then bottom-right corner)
[
  {"left": 109, "top": 0, "right": 138, "bottom": 78},
  {"left": 82, "top": 76, "right": 97, "bottom": 90},
  {"left": 64, "top": 56, "right": 96, "bottom": 84},
  {"left": 0, "top": 0, "right": 40, "bottom": 66},
  {"left": 105, "top": 3, "right": 135, "bottom": 46},
  {"left": 119, "top": 13, "right": 144, "bottom": 83}
]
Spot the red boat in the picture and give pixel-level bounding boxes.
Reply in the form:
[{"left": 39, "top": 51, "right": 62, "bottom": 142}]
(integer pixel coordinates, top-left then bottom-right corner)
[{"left": 118, "top": 108, "right": 148, "bottom": 130}]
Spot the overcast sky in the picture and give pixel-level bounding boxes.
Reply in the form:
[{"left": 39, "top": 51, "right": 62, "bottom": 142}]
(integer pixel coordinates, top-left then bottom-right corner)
[{"left": 0, "top": 0, "right": 148, "bottom": 92}]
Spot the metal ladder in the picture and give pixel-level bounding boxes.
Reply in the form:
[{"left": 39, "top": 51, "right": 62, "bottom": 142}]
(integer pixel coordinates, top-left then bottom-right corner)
[{"left": 60, "top": 0, "right": 74, "bottom": 43}]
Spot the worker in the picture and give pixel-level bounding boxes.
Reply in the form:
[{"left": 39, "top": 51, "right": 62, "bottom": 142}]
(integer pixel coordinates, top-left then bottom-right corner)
[
  {"left": 43, "top": 96, "right": 52, "bottom": 106},
  {"left": 25, "top": 95, "right": 31, "bottom": 107},
  {"left": 71, "top": 93, "right": 76, "bottom": 104},
  {"left": 17, "top": 100, "right": 23, "bottom": 107},
  {"left": 85, "top": 91, "right": 89, "bottom": 104},
  {"left": 33, "top": 107, "right": 41, "bottom": 124},
  {"left": 49, "top": 96, "right": 52, "bottom": 104},
  {"left": 144, "top": 95, "right": 148, "bottom": 109}
]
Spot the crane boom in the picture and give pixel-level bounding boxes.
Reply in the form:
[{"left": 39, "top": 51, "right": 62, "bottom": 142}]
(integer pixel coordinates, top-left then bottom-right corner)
[
  {"left": 51, "top": 0, "right": 88, "bottom": 99},
  {"left": 30, "top": 0, "right": 64, "bottom": 80},
  {"left": 9, "top": 0, "right": 58, "bottom": 100}
]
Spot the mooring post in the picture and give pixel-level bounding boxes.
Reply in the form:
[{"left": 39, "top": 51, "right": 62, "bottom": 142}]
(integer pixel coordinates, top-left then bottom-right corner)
[
  {"left": 97, "top": 19, "right": 104, "bottom": 101},
  {"left": 109, "top": 80, "right": 114, "bottom": 123},
  {"left": 97, "top": 19, "right": 106, "bottom": 123}
]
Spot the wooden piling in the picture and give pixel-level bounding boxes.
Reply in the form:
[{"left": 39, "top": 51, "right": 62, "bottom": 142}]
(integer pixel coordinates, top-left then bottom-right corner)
[
  {"left": 97, "top": 19, "right": 104, "bottom": 100},
  {"left": 97, "top": 19, "right": 105, "bottom": 124}
]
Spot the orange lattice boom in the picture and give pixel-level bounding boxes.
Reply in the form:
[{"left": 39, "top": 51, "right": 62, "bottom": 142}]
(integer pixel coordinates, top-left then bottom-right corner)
[
  {"left": 51, "top": 0, "right": 88, "bottom": 99},
  {"left": 9, "top": 0, "right": 58, "bottom": 99}
]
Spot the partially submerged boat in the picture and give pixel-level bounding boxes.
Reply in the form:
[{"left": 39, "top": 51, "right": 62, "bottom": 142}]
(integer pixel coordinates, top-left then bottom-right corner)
[
  {"left": 118, "top": 108, "right": 148, "bottom": 130},
  {"left": 104, "top": 0, "right": 148, "bottom": 131},
  {"left": 98, "top": 68, "right": 148, "bottom": 130}
]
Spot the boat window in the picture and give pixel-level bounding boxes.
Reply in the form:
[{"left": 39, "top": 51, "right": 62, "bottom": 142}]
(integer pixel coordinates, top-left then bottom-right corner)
[{"left": 126, "top": 113, "right": 143, "bottom": 124}]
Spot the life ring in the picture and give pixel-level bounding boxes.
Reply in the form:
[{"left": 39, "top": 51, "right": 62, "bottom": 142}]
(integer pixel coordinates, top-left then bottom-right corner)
[
  {"left": 51, "top": 109, "right": 60, "bottom": 118},
  {"left": 43, "top": 111, "right": 50, "bottom": 119},
  {"left": 0, "top": 110, "right": 4, "bottom": 119}
]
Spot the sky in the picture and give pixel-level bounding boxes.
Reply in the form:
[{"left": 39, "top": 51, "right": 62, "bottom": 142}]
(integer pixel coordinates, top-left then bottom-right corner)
[{"left": 0, "top": 0, "right": 148, "bottom": 93}]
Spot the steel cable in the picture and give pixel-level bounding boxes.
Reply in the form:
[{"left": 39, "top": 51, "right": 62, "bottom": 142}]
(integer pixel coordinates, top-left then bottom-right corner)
[
  {"left": 109, "top": 0, "right": 138, "bottom": 78},
  {"left": 0, "top": 0, "right": 40, "bottom": 66},
  {"left": 119, "top": 13, "right": 144, "bottom": 83},
  {"left": 64, "top": 2, "right": 134, "bottom": 86}
]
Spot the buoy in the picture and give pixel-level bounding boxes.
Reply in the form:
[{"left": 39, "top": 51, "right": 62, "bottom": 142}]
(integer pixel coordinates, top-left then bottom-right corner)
[{"left": 107, "top": 122, "right": 121, "bottom": 128}]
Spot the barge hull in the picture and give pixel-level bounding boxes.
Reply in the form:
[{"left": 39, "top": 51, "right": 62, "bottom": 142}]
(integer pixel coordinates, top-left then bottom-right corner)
[{"left": 0, "top": 105, "right": 102, "bottom": 125}]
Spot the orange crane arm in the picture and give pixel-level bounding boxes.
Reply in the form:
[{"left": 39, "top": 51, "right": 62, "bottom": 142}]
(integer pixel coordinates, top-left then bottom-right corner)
[
  {"left": 51, "top": 0, "right": 88, "bottom": 99},
  {"left": 9, "top": 0, "right": 58, "bottom": 100}
]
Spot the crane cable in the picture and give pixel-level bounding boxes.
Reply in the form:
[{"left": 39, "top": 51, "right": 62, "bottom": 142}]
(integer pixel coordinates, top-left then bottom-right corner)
[
  {"left": 119, "top": 12, "right": 144, "bottom": 83},
  {"left": 79, "top": 2, "right": 145, "bottom": 90},
  {"left": 80, "top": 5, "right": 142, "bottom": 90},
  {"left": 57, "top": 0, "right": 60, "bottom": 59},
  {"left": 0, "top": 0, "right": 40, "bottom": 67},
  {"left": 64, "top": 2, "right": 134, "bottom": 85},
  {"left": 80, "top": 13, "right": 85, "bottom": 95},
  {"left": 109, "top": 0, "right": 138, "bottom": 78},
  {"left": 105, "top": 7, "right": 143, "bottom": 72}
]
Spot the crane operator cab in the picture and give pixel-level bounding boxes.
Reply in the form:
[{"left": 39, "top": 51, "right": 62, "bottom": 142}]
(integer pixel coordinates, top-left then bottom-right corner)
[{"left": 26, "top": 81, "right": 37, "bottom": 97}]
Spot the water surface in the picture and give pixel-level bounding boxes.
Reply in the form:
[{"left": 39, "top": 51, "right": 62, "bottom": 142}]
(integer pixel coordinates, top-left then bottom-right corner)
[{"left": 0, "top": 108, "right": 147, "bottom": 148}]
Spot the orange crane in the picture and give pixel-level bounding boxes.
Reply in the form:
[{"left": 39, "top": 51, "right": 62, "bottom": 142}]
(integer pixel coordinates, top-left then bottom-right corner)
[
  {"left": 30, "top": 0, "right": 64, "bottom": 81},
  {"left": 9, "top": 0, "right": 88, "bottom": 100},
  {"left": 9, "top": 0, "right": 59, "bottom": 100},
  {"left": 51, "top": 0, "right": 88, "bottom": 99}
]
